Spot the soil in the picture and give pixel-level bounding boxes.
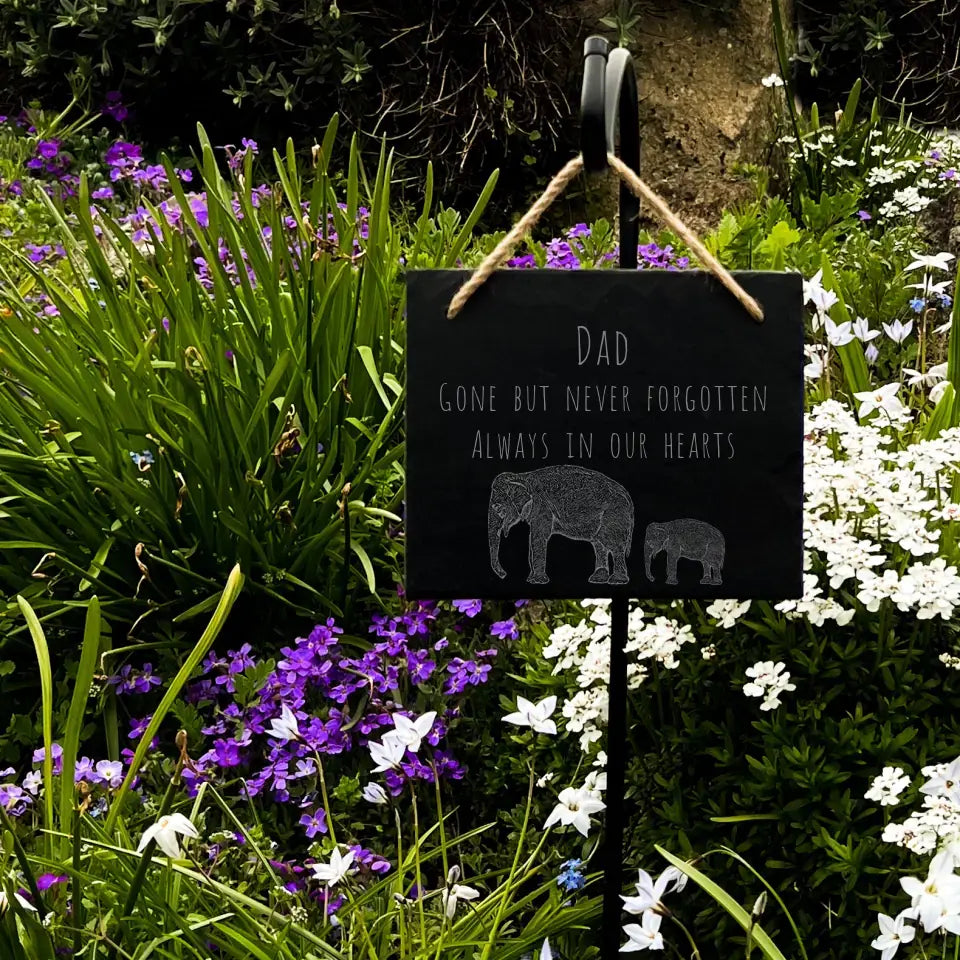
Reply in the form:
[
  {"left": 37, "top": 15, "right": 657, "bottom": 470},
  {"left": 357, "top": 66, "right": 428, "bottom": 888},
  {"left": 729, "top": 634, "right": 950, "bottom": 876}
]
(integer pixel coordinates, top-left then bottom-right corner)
[{"left": 579, "top": 0, "right": 785, "bottom": 236}]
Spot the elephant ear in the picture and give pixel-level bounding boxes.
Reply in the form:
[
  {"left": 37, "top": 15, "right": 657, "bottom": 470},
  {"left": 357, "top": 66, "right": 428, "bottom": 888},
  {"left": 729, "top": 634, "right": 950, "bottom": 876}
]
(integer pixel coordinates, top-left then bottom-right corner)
[{"left": 505, "top": 478, "right": 534, "bottom": 521}]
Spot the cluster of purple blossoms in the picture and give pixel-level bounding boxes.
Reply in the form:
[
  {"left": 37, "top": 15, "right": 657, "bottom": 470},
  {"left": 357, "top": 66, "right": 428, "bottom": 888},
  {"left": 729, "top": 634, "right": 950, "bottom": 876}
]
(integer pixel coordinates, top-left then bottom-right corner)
[
  {"left": 107, "top": 662, "right": 163, "bottom": 695},
  {"left": 0, "top": 743, "right": 137, "bottom": 819},
  {"left": 507, "top": 223, "right": 690, "bottom": 271},
  {"left": 23, "top": 243, "right": 65, "bottom": 264},
  {"left": 172, "top": 602, "right": 502, "bottom": 819},
  {"left": 225, "top": 138, "right": 259, "bottom": 171}
]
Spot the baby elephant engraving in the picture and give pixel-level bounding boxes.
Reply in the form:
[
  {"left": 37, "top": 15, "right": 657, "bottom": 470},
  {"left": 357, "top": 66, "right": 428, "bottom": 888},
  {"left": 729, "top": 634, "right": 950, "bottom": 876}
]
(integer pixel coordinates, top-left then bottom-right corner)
[
  {"left": 488, "top": 465, "right": 634, "bottom": 586},
  {"left": 644, "top": 519, "right": 724, "bottom": 586}
]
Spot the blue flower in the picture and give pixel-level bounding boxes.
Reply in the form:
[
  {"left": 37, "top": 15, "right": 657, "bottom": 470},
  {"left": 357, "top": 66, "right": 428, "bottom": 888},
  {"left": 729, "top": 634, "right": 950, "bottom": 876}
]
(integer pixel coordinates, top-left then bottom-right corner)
[
  {"left": 557, "top": 858, "right": 585, "bottom": 892},
  {"left": 909, "top": 298, "right": 926, "bottom": 314}
]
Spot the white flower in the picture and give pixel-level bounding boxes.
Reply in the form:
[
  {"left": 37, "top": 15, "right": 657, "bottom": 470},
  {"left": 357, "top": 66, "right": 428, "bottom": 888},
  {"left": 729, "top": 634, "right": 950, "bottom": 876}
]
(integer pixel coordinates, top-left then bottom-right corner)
[
  {"left": 761, "top": 73, "right": 784, "bottom": 87},
  {"left": 312, "top": 847, "right": 355, "bottom": 887},
  {"left": 536, "top": 772, "right": 555, "bottom": 788},
  {"left": 900, "top": 851, "right": 960, "bottom": 931},
  {"left": 825, "top": 318, "right": 854, "bottom": 347},
  {"left": 853, "top": 317, "right": 881, "bottom": 342},
  {"left": 137, "top": 812, "right": 200, "bottom": 859},
  {"left": 920, "top": 757, "right": 960, "bottom": 805},
  {"left": 441, "top": 881, "right": 480, "bottom": 918},
  {"left": 853, "top": 383, "right": 908, "bottom": 420},
  {"left": 362, "top": 782, "right": 388, "bottom": 805},
  {"left": 265, "top": 704, "right": 302, "bottom": 742},
  {"left": 0, "top": 890, "right": 37, "bottom": 913},
  {"left": 931, "top": 381, "right": 952, "bottom": 403},
  {"left": 540, "top": 940, "right": 553, "bottom": 960},
  {"left": 502, "top": 695, "right": 558, "bottom": 735},
  {"left": 743, "top": 661, "right": 796, "bottom": 711},
  {"left": 904, "top": 364, "right": 947, "bottom": 388},
  {"left": 804, "top": 344, "right": 828, "bottom": 380},
  {"left": 882, "top": 319, "right": 914, "bottom": 344},
  {"left": 621, "top": 868, "right": 671, "bottom": 914},
  {"left": 368, "top": 737, "right": 407, "bottom": 772},
  {"left": 383, "top": 711, "right": 437, "bottom": 754},
  {"left": 620, "top": 911, "right": 665, "bottom": 952},
  {"left": 544, "top": 786, "right": 606, "bottom": 837},
  {"left": 906, "top": 251, "right": 955, "bottom": 273},
  {"left": 803, "top": 269, "right": 839, "bottom": 327},
  {"left": 871, "top": 912, "right": 916, "bottom": 960},
  {"left": 865, "top": 767, "right": 912, "bottom": 806}
]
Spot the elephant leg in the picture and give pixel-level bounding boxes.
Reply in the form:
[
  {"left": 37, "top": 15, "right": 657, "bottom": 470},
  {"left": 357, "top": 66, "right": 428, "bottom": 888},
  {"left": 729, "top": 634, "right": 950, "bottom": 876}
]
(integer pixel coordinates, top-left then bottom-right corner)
[
  {"left": 527, "top": 519, "right": 552, "bottom": 585},
  {"left": 699, "top": 560, "right": 712, "bottom": 585},
  {"left": 665, "top": 549, "right": 679, "bottom": 585},
  {"left": 587, "top": 541, "right": 610, "bottom": 584},
  {"left": 609, "top": 548, "right": 629, "bottom": 585}
]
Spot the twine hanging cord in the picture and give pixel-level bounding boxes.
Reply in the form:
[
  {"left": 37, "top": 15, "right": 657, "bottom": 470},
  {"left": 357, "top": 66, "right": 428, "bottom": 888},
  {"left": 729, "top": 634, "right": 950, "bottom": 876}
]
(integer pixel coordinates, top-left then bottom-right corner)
[{"left": 446, "top": 153, "right": 764, "bottom": 323}]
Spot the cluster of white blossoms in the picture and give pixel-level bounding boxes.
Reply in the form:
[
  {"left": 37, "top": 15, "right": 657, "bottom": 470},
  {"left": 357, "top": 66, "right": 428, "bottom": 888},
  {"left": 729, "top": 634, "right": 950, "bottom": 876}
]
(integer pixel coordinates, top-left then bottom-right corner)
[
  {"left": 880, "top": 757, "right": 960, "bottom": 856},
  {"left": 865, "top": 766, "right": 912, "bottom": 807},
  {"left": 541, "top": 599, "right": 695, "bottom": 751},
  {"left": 742, "top": 660, "right": 797, "bottom": 711},
  {"left": 752, "top": 401, "right": 960, "bottom": 632},
  {"left": 538, "top": 397, "right": 960, "bottom": 754}
]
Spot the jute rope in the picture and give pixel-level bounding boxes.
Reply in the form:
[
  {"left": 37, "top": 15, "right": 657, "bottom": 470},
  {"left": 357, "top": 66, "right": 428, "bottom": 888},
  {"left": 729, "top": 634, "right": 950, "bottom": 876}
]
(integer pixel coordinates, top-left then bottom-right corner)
[{"left": 446, "top": 152, "right": 765, "bottom": 323}]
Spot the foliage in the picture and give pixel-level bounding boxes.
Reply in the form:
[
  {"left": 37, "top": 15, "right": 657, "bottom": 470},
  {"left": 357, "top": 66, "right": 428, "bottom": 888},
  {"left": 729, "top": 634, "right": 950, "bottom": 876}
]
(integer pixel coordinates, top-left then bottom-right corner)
[
  {"left": 0, "top": 588, "right": 601, "bottom": 958},
  {"left": 795, "top": 0, "right": 960, "bottom": 127},
  {"left": 0, "top": 0, "right": 581, "bottom": 218}
]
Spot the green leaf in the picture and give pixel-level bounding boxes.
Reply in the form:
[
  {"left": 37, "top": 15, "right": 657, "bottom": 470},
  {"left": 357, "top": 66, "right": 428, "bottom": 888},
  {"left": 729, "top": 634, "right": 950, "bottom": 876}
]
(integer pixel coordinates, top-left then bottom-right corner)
[
  {"left": 59, "top": 597, "right": 102, "bottom": 861},
  {"left": 655, "top": 846, "right": 791, "bottom": 960},
  {"left": 17, "top": 596, "right": 55, "bottom": 853},
  {"left": 105, "top": 565, "right": 245, "bottom": 834}
]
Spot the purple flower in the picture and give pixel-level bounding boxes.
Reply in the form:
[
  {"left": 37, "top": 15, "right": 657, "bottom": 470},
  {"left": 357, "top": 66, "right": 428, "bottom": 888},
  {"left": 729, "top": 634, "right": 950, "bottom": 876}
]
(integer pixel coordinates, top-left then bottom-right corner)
[
  {"left": 33, "top": 743, "right": 63, "bottom": 774},
  {"left": 129, "top": 715, "right": 153, "bottom": 739},
  {"left": 452, "top": 599, "right": 482, "bottom": 618},
  {"left": 857, "top": 210, "right": 872, "bottom": 221},
  {"left": 444, "top": 658, "right": 492, "bottom": 694},
  {"left": 298, "top": 808, "right": 328, "bottom": 839},
  {"left": 490, "top": 619, "right": 519, "bottom": 641},
  {"left": 36, "top": 139, "right": 60, "bottom": 159},
  {"left": 101, "top": 92, "right": 129, "bottom": 123},
  {"left": 941, "top": 169, "right": 957, "bottom": 181},
  {"left": 95, "top": 760, "right": 124, "bottom": 789},
  {"left": 35, "top": 873, "right": 67, "bottom": 892}
]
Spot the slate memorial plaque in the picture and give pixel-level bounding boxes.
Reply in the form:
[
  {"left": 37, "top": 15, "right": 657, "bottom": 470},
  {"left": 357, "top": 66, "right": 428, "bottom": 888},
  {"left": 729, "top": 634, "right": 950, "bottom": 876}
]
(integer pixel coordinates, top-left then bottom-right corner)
[{"left": 406, "top": 269, "right": 803, "bottom": 600}]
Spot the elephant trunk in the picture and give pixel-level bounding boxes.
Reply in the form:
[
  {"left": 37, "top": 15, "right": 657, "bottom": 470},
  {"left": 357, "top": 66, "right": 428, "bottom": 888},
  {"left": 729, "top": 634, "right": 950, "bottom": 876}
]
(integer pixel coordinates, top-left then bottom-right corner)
[
  {"left": 489, "top": 505, "right": 507, "bottom": 579},
  {"left": 644, "top": 529, "right": 659, "bottom": 581}
]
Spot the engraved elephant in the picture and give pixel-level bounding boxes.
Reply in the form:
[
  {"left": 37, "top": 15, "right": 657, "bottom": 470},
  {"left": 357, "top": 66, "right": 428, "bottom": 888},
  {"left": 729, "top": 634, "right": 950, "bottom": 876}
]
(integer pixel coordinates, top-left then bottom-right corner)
[
  {"left": 644, "top": 519, "right": 724, "bottom": 586},
  {"left": 488, "top": 465, "right": 634, "bottom": 586}
]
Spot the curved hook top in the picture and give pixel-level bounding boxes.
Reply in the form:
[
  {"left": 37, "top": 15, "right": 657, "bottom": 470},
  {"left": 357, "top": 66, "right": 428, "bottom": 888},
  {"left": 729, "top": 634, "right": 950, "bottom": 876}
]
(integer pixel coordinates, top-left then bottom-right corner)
[{"left": 579, "top": 35, "right": 641, "bottom": 269}]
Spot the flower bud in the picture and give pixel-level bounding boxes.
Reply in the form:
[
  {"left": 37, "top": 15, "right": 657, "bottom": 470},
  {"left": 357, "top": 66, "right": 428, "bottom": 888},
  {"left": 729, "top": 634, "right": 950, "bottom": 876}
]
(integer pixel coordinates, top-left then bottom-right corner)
[
  {"left": 446, "top": 864, "right": 461, "bottom": 885},
  {"left": 752, "top": 891, "right": 768, "bottom": 918}
]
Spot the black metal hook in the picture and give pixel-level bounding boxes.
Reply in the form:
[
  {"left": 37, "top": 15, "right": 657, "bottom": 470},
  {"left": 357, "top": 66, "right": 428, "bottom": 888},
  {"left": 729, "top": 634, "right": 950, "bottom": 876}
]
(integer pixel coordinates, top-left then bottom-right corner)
[{"left": 580, "top": 35, "right": 641, "bottom": 270}]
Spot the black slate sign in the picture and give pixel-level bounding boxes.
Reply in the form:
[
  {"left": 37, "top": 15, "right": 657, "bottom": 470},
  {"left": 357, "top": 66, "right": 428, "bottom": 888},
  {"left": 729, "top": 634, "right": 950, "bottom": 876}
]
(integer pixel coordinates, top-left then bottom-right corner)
[{"left": 405, "top": 269, "right": 803, "bottom": 600}]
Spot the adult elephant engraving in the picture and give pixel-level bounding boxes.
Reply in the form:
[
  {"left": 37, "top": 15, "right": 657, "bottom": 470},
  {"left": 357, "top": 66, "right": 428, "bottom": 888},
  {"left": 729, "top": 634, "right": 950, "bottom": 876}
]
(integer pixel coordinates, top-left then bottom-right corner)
[
  {"left": 644, "top": 519, "right": 724, "bottom": 586},
  {"left": 488, "top": 465, "right": 634, "bottom": 586}
]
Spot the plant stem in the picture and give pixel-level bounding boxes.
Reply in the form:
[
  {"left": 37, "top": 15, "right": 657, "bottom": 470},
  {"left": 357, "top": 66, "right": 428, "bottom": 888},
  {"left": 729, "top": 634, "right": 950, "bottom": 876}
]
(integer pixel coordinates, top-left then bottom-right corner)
[
  {"left": 312, "top": 749, "right": 338, "bottom": 846},
  {"left": 479, "top": 767, "right": 536, "bottom": 960},
  {"left": 409, "top": 781, "right": 428, "bottom": 947}
]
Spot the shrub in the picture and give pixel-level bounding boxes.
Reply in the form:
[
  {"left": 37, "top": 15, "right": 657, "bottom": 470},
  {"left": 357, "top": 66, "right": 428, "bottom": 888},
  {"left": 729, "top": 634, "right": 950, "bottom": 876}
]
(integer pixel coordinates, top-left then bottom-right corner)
[
  {"left": 794, "top": 0, "right": 960, "bottom": 127},
  {"left": 0, "top": 0, "right": 581, "bottom": 218}
]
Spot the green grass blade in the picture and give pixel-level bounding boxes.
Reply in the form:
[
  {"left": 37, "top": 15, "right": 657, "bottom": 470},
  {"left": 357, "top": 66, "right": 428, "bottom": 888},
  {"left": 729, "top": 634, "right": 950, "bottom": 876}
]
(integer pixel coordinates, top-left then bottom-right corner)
[
  {"left": 17, "top": 595, "right": 55, "bottom": 855},
  {"left": 58, "top": 596, "right": 102, "bottom": 861},
  {"left": 105, "top": 564, "right": 245, "bottom": 833}
]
